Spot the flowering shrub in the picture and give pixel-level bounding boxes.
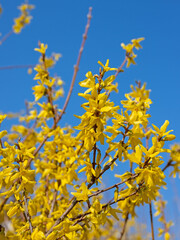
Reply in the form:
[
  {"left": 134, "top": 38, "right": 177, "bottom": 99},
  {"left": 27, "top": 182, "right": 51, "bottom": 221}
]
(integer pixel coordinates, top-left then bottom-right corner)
[{"left": 0, "top": 2, "right": 179, "bottom": 240}]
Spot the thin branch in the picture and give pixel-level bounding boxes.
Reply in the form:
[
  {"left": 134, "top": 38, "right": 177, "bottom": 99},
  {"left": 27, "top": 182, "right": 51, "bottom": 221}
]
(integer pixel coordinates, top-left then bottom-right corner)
[
  {"left": 73, "top": 187, "right": 141, "bottom": 227},
  {"left": 119, "top": 212, "right": 129, "bottom": 240},
  {"left": 162, "top": 159, "right": 173, "bottom": 172},
  {"left": 149, "top": 202, "right": 155, "bottom": 240},
  {"left": 45, "top": 172, "right": 138, "bottom": 237},
  {"left": 0, "top": 30, "right": 13, "bottom": 45},
  {"left": 48, "top": 191, "right": 58, "bottom": 218},
  {"left": 145, "top": 127, "right": 155, "bottom": 240},
  {"left": 55, "top": 7, "right": 92, "bottom": 125},
  {"left": 0, "top": 198, "right": 8, "bottom": 212},
  {"left": 115, "top": 56, "right": 128, "bottom": 78},
  {"left": 23, "top": 192, "right": 33, "bottom": 233},
  {"left": 0, "top": 64, "right": 35, "bottom": 70},
  {"left": 87, "top": 155, "right": 118, "bottom": 189},
  {"left": 45, "top": 198, "right": 78, "bottom": 237},
  {"left": 88, "top": 173, "right": 139, "bottom": 199},
  {"left": 99, "top": 152, "right": 108, "bottom": 165},
  {"left": 26, "top": 7, "right": 92, "bottom": 168}
]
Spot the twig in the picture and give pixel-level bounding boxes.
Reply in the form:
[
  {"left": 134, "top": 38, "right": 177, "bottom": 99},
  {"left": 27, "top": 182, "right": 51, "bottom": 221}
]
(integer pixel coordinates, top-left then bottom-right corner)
[
  {"left": 88, "top": 173, "right": 139, "bottom": 199},
  {"left": 26, "top": 7, "right": 92, "bottom": 168},
  {"left": 0, "top": 30, "right": 13, "bottom": 45},
  {"left": 115, "top": 56, "right": 128, "bottom": 78},
  {"left": 0, "top": 198, "right": 8, "bottom": 212},
  {"left": 99, "top": 152, "right": 108, "bottom": 165},
  {"left": 55, "top": 7, "right": 92, "bottom": 125},
  {"left": 74, "top": 187, "right": 141, "bottom": 226},
  {"left": 0, "top": 64, "right": 35, "bottom": 70},
  {"left": 87, "top": 155, "right": 118, "bottom": 189},
  {"left": 145, "top": 127, "right": 155, "bottom": 240},
  {"left": 162, "top": 159, "right": 173, "bottom": 172},
  {"left": 45, "top": 198, "right": 78, "bottom": 237},
  {"left": 119, "top": 212, "right": 129, "bottom": 240},
  {"left": 23, "top": 192, "right": 33, "bottom": 233},
  {"left": 149, "top": 202, "right": 155, "bottom": 240},
  {"left": 48, "top": 191, "right": 58, "bottom": 218},
  {"left": 45, "top": 174, "right": 139, "bottom": 237}
]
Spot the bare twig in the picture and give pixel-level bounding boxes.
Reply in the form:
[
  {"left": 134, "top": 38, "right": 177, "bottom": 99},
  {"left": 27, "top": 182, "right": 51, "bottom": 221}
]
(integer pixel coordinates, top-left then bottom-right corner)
[
  {"left": 115, "top": 56, "right": 128, "bottom": 78},
  {"left": 0, "top": 64, "right": 35, "bottom": 70},
  {"left": 55, "top": 7, "right": 92, "bottom": 125},
  {"left": 162, "top": 159, "right": 173, "bottom": 172},
  {"left": 119, "top": 212, "right": 129, "bottom": 240},
  {"left": 149, "top": 202, "right": 155, "bottom": 240},
  {"left": 0, "top": 30, "right": 13, "bottom": 45}
]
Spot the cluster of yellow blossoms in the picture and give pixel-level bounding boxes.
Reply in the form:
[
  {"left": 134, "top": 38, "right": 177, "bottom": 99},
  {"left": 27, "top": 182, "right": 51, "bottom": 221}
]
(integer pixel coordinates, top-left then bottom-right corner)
[
  {"left": 0, "top": 10, "right": 179, "bottom": 238},
  {"left": 13, "top": 3, "right": 34, "bottom": 34}
]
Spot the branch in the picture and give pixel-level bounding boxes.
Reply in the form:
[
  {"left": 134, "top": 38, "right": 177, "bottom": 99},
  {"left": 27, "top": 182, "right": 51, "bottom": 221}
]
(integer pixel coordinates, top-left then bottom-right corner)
[
  {"left": 119, "top": 212, "right": 129, "bottom": 240},
  {"left": 162, "top": 159, "right": 173, "bottom": 172},
  {"left": 23, "top": 192, "right": 33, "bottom": 233},
  {"left": 88, "top": 173, "right": 139, "bottom": 199},
  {"left": 0, "top": 30, "right": 13, "bottom": 45},
  {"left": 55, "top": 7, "right": 92, "bottom": 125},
  {"left": 73, "top": 187, "right": 141, "bottom": 227},
  {"left": 0, "top": 64, "right": 35, "bottom": 70},
  {"left": 87, "top": 155, "right": 118, "bottom": 189},
  {"left": 115, "top": 56, "right": 128, "bottom": 78},
  {"left": 45, "top": 198, "right": 78, "bottom": 237},
  {"left": 26, "top": 7, "right": 92, "bottom": 168},
  {"left": 149, "top": 202, "right": 155, "bottom": 240}
]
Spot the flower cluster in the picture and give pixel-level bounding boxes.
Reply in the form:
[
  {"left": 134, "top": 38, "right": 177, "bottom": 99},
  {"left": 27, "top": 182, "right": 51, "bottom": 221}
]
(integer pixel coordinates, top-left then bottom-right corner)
[{"left": 13, "top": 2, "right": 34, "bottom": 34}]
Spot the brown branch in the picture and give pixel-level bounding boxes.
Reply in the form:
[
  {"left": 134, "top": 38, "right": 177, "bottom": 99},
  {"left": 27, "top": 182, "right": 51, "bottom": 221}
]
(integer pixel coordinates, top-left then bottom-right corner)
[
  {"left": 73, "top": 187, "right": 141, "bottom": 227},
  {"left": 162, "top": 159, "right": 173, "bottom": 172},
  {"left": 0, "top": 198, "right": 8, "bottom": 212},
  {"left": 87, "top": 155, "right": 118, "bottom": 189},
  {"left": 45, "top": 198, "right": 78, "bottom": 237},
  {"left": 0, "top": 64, "right": 35, "bottom": 70},
  {"left": 99, "top": 151, "right": 108, "bottom": 165},
  {"left": 88, "top": 173, "right": 139, "bottom": 199},
  {"left": 26, "top": 7, "right": 92, "bottom": 168},
  {"left": 0, "top": 30, "right": 13, "bottom": 45},
  {"left": 22, "top": 119, "right": 37, "bottom": 143},
  {"left": 48, "top": 191, "right": 58, "bottom": 218},
  {"left": 119, "top": 212, "right": 129, "bottom": 240},
  {"left": 45, "top": 172, "right": 138, "bottom": 237},
  {"left": 55, "top": 7, "right": 92, "bottom": 125},
  {"left": 149, "top": 202, "right": 155, "bottom": 240},
  {"left": 23, "top": 192, "right": 33, "bottom": 233},
  {"left": 115, "top": 56, "right": 128, "bottom": 78}
]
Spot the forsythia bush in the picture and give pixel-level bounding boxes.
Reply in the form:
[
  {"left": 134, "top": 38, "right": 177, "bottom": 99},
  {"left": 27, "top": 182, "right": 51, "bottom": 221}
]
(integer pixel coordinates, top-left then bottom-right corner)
[{"left": 0, "top": 2, "right": 179, "bottom": 240}]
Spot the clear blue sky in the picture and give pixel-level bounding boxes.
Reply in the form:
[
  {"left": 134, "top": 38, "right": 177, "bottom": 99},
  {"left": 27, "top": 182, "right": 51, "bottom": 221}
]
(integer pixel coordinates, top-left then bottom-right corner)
[{"left": 0, "top": 0, "right": 180, "bottom": 238}]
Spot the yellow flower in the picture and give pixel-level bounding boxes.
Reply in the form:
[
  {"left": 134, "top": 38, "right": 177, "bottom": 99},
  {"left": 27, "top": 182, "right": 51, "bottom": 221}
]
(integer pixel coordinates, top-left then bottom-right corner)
[
  {"left": 34, "top": 43, "right": 48, "bottom": 55},
  {"left": 98, "top": 59, "right": 117, "bottom": 73}
]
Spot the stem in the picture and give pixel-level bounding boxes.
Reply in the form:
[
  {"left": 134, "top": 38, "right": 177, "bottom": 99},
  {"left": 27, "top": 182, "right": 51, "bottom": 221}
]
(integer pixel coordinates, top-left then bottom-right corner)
[
  {"left": 115, "top": 56, "right": 128, "bottom": 78},
  {"left": 26, "top": 7, "right": 92, "bottom": 168},
  {"left": 23, "top": 192, "right": 33, "bottom": 233},
  {"left": 119, "top": 212, "right": 129, "bottom": 240},
  {"left": 55, "top": 7, "right": 92, "bottom": 125},
  {"left": 149, "top": 202, "right": 155, "bottom": 240},
  {"left": 88, "top": 173, "right": 139, "bottom": 199},
  {"left": 0, "top": 30, "right": 13, "bottom": 45},
  {"left": 162, "top": 159, "right": 173, "bottom": 172},
  {"left": 0, "top": 64, "right": 35, "bottom": 70}
]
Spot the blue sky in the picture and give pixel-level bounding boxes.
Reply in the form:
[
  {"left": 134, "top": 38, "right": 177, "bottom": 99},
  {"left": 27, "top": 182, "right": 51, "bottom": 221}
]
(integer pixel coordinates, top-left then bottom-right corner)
[{"left": 0, "top": 0, "right": 180, "bottom": 238}]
